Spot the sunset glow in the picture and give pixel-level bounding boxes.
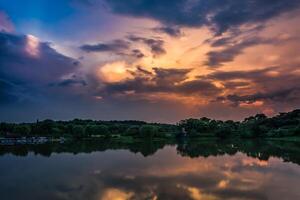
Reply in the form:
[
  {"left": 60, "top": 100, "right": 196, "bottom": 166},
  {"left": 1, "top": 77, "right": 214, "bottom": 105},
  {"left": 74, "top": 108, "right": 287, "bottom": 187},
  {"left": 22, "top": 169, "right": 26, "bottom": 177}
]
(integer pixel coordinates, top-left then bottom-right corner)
[
  {"left": 98, "top": 61, "right": 131, "bottom": 83},
  {"left": 25, "top": 34, "right": 40, "bottom": 57},
  {"left": 1, "top": 0, "right": 300, "bottom": 122}
]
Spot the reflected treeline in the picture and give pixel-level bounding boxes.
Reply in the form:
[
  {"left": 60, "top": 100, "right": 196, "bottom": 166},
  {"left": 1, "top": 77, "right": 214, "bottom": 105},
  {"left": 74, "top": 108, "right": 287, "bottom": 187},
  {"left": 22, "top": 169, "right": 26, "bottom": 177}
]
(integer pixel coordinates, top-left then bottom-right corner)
[
  {"left": 0, "top": 139, "right": 174, "bottom": 157},
  {"left": 177, "top": 139, "right": 300, "bottom": 165},
  {"left": 1, "top": 139, "right": 300, "bottom": 165}
]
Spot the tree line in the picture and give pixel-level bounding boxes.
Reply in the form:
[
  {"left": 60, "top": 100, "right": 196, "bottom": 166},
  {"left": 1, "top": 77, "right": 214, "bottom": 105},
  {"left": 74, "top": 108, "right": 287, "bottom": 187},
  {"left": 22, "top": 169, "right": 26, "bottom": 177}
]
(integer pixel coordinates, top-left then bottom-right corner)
[
  {"left": 1, "top": 109, "right": 300, "bottom": 139},
  {"left": 0, "top": 119, "right": 178, "bottom": 139},
  {"left": 178, "top": 109, "right": 300, "bottom": 138}
]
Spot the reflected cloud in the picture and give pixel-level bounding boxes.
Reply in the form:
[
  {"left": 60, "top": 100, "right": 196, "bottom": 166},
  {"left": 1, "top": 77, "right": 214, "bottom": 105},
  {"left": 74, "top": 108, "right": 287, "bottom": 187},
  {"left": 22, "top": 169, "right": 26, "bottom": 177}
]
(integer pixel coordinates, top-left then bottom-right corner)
[
  {"left": 217, "top": 180, "right": 229, "bottom": 189},
  {"left": 179, "top": 185, "right": 218, "bottom": 200},
  {"left": 100, "top": 188, "right": 133, "bottom": 200},
  {"left": 1, "top": 140, "right": 300, "bottom": 200}
]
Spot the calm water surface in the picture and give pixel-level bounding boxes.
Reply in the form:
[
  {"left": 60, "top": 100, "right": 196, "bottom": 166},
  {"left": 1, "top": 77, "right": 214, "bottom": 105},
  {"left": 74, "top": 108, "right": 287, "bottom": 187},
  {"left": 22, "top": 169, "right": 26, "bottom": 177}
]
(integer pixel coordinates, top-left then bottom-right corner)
[{"left": 1, "top": 140, "right": 300, "bottom": 200}]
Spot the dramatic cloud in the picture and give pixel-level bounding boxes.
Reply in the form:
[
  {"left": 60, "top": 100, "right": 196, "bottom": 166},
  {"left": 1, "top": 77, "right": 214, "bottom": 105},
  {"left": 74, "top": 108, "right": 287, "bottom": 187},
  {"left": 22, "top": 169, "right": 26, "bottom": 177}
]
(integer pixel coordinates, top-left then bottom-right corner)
[
  {"left": 153, "top": 26, "right": 182, "bottom": 37},
  {"left": 127, "top": 35, "right": 166, "bottom": 57},
  {"left": 205, "top": 31, "right": 294, "bottom": 67},
  {"left": 203, "top": 67, "right": 300, "bottom": 107},
  {"left": 0, "top": 11, "right": 14, "bottom": 32},
  {"left": 98, "top": 67, "right": 221, "bottom": 98},
  {"left": 80, "top": 38, "right": 150, "bottom": 59},
  {"left": 0, "top": 32, "right": 80, "bottom": 84},
  {"left": 0, "top": 31, "right": 81, "bottom": 104},
  {"left": 225, "top": 88, "right": 300, "bottom": 106},
  {"left": 130, "top": 49, "right": 145, "bottom": 58},
  {"left": 205, "top": 37, "right": 273, "bottom": 67},
  {"left": 80, "top": 39, "right": 130, "bottom": 53},
  {"left": 0, "top": 79, "right": 20, "bottom": 104},
  {"left": 49, "top": 75, "right": 87, "bottom": 87},
  {"left": 1, "top": 0, "right": 300, "bottom": 122},
  {"left": 97, "top": 64, "right": 300, "bottom": 112},
  {"left": 153, "top": 67, "right": 190, "bottom": 85},
  {"left": 103, "top": 0, "right": 300, "bottom": 34}
]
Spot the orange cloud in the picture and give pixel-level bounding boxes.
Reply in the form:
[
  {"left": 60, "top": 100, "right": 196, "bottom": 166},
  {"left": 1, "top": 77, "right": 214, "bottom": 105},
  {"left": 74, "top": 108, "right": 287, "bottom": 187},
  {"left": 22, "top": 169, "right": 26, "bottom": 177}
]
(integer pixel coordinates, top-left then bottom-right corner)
[{"left": 25, "top": 34, "right": 40, "bottom": 57}]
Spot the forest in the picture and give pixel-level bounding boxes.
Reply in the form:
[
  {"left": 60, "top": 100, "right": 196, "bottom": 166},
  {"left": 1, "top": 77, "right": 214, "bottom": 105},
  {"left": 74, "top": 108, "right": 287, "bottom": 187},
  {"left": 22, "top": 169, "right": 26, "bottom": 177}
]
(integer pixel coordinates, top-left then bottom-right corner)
[{"left": 1, "top": 109, "right": 300, "bottom": 140}]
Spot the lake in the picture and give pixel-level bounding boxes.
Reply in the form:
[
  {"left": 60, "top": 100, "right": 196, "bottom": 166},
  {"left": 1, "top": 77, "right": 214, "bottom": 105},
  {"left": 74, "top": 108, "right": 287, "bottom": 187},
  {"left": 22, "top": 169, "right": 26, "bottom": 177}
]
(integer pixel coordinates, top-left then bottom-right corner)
[{"left": 1, "top": 139, "right": 300, "bottom": 200}]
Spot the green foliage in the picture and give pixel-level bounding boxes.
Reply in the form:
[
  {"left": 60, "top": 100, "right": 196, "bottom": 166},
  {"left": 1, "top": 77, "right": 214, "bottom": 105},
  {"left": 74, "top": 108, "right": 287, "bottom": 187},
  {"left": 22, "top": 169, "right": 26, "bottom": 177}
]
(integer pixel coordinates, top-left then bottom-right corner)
[
  {"left": 72, "top": 125, "right": 85, "bottom": 139},
  {"left": 13, "top": 125, "right": 31, "bottom": 136},
  {"left": 51, "top": 127, "right": 63, "bottom": 138},
  {"left": 295, "top": 126, "right": 300, "bottom": 135},
  {"left": 178, "top": 118, "right": 211, "bottom": 136},
  {"left": 98, "top": 125, "right": 110, "bottom": 136},
  {"left": 266, "top": 128, "right": 295, "bottom": 137},
  {"left": 0, "top": 109, "right": 300, "bottom": 140},
  {"left": 240, "top": 130, "right": 254, "bottom": 138},
  {"left": 0, "top": 130, "right": 4, "bottom": 137},
  {"left": 179, "top": 118, "right": 239, "bottom": 138},
  {"left": 125, "top": 126, "right": 140, "bottom": 136},
  {"left": 214, "top": 124, "right": 233, "bottom": 138},
  {"left": 0, "top": 122, "right": 14, "bottom": 133},
  {"left": 139, "top": 125, "right": 158, "bottom": 138},
  {"left": 86, "top": 124, "right": 110, "bottom": 136}
]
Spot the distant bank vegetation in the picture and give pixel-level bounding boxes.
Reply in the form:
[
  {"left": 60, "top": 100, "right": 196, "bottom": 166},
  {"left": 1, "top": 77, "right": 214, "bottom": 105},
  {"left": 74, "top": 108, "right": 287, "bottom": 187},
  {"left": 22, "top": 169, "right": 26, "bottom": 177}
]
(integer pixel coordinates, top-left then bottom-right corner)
[{"left": 1, "top": 109, "right": 300, "bottom": 140}]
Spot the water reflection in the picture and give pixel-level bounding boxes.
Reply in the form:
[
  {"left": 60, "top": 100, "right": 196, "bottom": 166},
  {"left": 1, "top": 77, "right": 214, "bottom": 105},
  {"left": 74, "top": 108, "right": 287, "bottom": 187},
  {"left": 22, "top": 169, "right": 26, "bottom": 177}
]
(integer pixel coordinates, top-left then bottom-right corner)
[{"left": 0, "top": 139, "right": 300, "bottom": 200}]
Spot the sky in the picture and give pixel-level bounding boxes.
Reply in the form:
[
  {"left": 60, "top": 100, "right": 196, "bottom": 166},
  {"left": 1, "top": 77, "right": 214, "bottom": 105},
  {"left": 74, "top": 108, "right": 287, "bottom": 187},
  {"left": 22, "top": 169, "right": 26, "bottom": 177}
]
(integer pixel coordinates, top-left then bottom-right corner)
[{"left": 1, "top": 0, "right": 300, "bottom": 123}]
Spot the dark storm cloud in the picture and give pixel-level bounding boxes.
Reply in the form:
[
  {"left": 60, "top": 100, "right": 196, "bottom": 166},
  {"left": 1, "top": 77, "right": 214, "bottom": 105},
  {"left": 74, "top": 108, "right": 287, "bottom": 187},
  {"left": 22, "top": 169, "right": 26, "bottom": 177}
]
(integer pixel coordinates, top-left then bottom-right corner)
[
  {"left": 0, "top": 32, "right": 79, "bottom": 84},
  {"left": 127, "top": 35, "right": 166, "bottom": 57},
  {"left": 153, "top": 67, "right": 190, "bottom": 84},
  {"left": 205, "top": 37, "right": 272, "bottom": 67},
  {"left": 99, "top": 67, "right": 221, "bottom": 97},
  {"left": 80, "top": 39, "right": 130, "bottom": 53},
  {"left": 203, "top": 67, "right": 277, "bottom": 81},
  {"left": 225, "top": 88, "right": 300, "bottom": 106},
  {"left": 130, "top": 49, "right": 145, "bottom": 58},
  {"left": 0, "top": 31, "right": 81, "bottom": 103},
  {"left": 153, "top": 26, "right": 182, "bottom": 37},
  {"left": 177, "top": 79, "right": 222, "bottom": 96},
  {"left": 80, "top": 38, "right": 150, "bottom": 59},
  {"left": 204, "top": 67, "right": 300, "bottom": 106},
  {"left": 97, "top": 64, "right": 300, "bottom": 106},
  {"left": 103, "top": 0, "right": 300, "bottom": 35},
  {"left": 100, "top": 67, "right": 191, "bottom": 95},
  {"left": 49, "top": 75, "right": 87, "bottom": 87},
  {"left": 205, "top": 34, "right": 293, "bottom": 67},
  {"left": 0, "top": 79, "right": 19, "bottom": 104},
  {"left": 207, "top": 25, "right": 267, "bottom": 48}
]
